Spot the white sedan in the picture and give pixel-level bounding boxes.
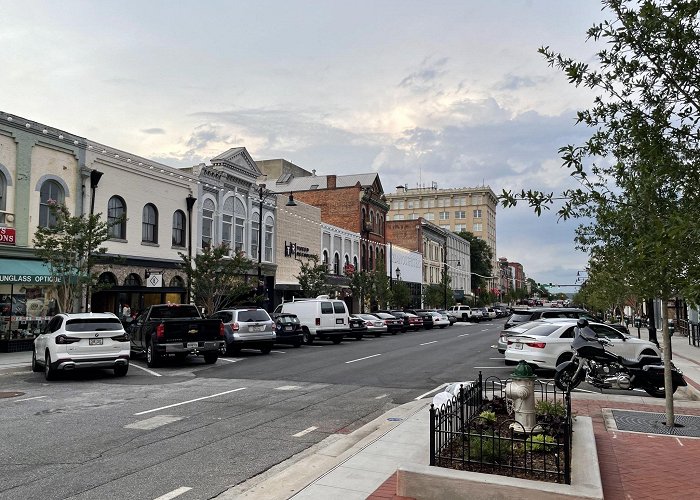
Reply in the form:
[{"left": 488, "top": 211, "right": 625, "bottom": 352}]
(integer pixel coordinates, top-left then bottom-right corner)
[
  {"left": 33, "top": 312, "right": 130, "bottom": 380},
  {"left": 428, "top": 311, "right": 451, "bottom": 329},
  {"left": 504, "top": 320, "right": 660, "bottom": 371}
]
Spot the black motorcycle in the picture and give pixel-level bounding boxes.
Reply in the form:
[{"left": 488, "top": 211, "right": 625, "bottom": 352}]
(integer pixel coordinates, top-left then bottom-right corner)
[{"left": 554, "top": 319, "right": 687, "bottom": 398}]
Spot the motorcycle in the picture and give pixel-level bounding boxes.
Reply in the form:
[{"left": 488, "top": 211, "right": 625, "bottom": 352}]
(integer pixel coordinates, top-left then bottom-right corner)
[{"left": 554, "top": 319, "right": 687, "bottom": 398}]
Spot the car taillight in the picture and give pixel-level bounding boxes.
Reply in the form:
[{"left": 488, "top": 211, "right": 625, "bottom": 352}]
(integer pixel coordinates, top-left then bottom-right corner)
[
  {"left": 315, "top": 318, "right": 320, "bottom": 326},
  {"left": 219, "top": 322, "right": 225, "bottom": 338},
  {"left": 231, "top": 322, "right": 240, "bottom": 331},
  {"left": 111, "top": 332, "right": 131, "bottom": 342},
  {"left": 527, "top": 342, "right": 547, "bottom": 349},
  {"left": 156, "top": 323, "right": 165, "bottom": 341},
  {"left": 55, "top": 334, "right": 80, "bottom": 344}
]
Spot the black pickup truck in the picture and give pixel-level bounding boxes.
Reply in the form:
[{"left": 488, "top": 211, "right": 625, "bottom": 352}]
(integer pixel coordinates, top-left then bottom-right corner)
[{"left": 130, "top": 304, "right": 224, "bottom": 367}]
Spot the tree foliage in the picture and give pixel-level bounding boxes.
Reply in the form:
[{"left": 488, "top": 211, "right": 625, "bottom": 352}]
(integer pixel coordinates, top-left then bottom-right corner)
[
  {"left": 346, "top": 268, "right": 372, "bottom": 313},
  {"left": 372, "top": 260, "right": 392, "bottom": 310},
  {"left": 296, "top": 255, "right": 332, "bottom": 298},
  {"left": 33, "top": 203, "right": 115, "bottom": 313},
  {"left": 391, "top": 281, "right": 411, "bottom": 309},
  {"left": 456, "top": 231, "right": 493, "bottom": 291},
  {"left": 180, "top": 244, "right": 255, "bottom": 315}
]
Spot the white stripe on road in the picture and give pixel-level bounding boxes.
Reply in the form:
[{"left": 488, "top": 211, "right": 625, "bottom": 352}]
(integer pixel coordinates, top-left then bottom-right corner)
[
  {"left": 153, "top": 487, "right": 192, "bottom": 500},
  {"left": 375, "top": 394, "right": 388, "bottom": 400},
  {"left": 125, "top": 415, "right": 183, "bottom": 430},
  {"left": 293, "top": 426, "right": 318, "bottom": 437},
  {"left": 415, "top": 384, "right": 448, "bottom": 400},
  {"left": 14, "top": 395, "right": 47, "bottom": 402},
  {"left": 346, "top": 353, "right": 381, "bottom": 364},
  {"left": 419, "top": 341, "right": 438, "bottom": 346},
  {"left": 130, "top": 363, "right": 162, "bottom": 377},
  {"left": 458, "top": 333, "right": 470, "bottom": 337},
  {"left": 276, "top": 385, "right": 302, "bottom": 391},
  {"left": 489, "top": 358, "right": 504, "bottom": 360},
  {"left": 135, "top": 388, "right": 246, "bottom": 416},
  {"left": 271, "top": 350, "right": 286, "bottom": 354},
  {"left": 218, "top": 357, "right": 244, "bottom": 363}
]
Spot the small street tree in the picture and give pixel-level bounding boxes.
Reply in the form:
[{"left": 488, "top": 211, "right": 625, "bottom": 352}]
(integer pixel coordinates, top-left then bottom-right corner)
[
  {"left": 346, "top": 268, "right": 372, "bottom": 313},
  {"left": 33, "top": 203, "right": 114, "bottom": 313},
  {"left": 296, "top": 255, "right": 332, "bottom": 298},
  {"left": 391, "top": 281, "right": 411, "bottom": 309},
  {"left": 180, "top": 244, "right": 255, "bottom": 315},
  {"left": 372, "top": 260, "right": 392, "bottom": 310}
]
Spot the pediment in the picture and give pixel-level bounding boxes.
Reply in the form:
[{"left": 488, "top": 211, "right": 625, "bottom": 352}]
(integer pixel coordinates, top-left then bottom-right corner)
[{"left": 210, "top": 147, "right": 262, "bottom": 180}]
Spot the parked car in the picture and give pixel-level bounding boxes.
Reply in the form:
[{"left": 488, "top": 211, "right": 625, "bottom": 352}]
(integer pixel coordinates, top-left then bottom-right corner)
[
  {"left": 273, "top": 295, "right": 350, "bottom": 344},
  {"left": 33, "top": 312, "right": 130, "bottom": 380},
  {"left": 486, "top": 307, "right": 498, "bottom": 320},
  {"left": 504, "top": 320, "right": 661, "bottom": 371},
  {"left": 348, "top": 316, "right": 367, "bottom": 340},
  {"left": 405, "top": 309, "right": 435, "bottom": 329},
  {"left": 437, "top": 309, "right": 457, "bottom": 325},
  {"left": 352, "top": 313, "right": 388, "bottom": 337},
  {"left": 210, "top": 307, "right": 276, "bottom": 355},
  {"left": 377, "top": 310, "right": 410, "bottom": 332},
  {"left": 428, "top": 311, "right": 451, "bottom": 328},
  {"left": 373, "top": 312, "right": 404, "bottom": 334},
  {"left": 475, "top": 307, "right": 491, "bottom": 321},
  {"left": 404, "top": 312, "right": 424, "bottom": 331},
  {"left": 503, "top": 307, "right": 600, "bottom": 330},
  {"left": 448, "top": 304, "right": 479, "bottom": 322},
  {"left": 272, "top": 313, "right": 303, "bottom": 348}
]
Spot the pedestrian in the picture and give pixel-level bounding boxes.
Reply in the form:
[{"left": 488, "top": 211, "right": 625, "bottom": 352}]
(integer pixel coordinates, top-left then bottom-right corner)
[{"left": 121, "top": 303, "right": 131, "bottom": 324}]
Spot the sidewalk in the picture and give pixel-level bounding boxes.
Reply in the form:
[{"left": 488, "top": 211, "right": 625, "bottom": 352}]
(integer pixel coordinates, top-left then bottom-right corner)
[{"left": 222, "top": 333, "right": 700, "bottom": 500}]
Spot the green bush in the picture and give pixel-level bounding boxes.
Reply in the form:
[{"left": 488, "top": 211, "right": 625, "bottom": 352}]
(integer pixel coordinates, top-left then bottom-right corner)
[
  {"left": 467, "top": 433, "right": 513, "bottom": 463},
  {"left": 478, "top": 410, "right": 496, "bottom": 424},
  {"left": 535, "top": 399, "right": 566, "bottom": 417},
  {"left": 525, "top": 434, "right": 557, "bottom": 452}
]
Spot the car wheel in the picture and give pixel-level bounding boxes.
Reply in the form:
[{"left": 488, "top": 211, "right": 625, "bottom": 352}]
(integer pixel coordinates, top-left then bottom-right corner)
[
  {"left": 203, "top": 353, "right": 218, "bottom": 364},
  {"left": 303, "top": 330, "right": 314, "bottom": 345},
  {"left": 32, "top": 349, "right": 42, "bottom": 373},
  {"left": 260, "top": 346, "right": 272, "bottom": 355},
  {"left": 219, "top": 343, "right": 228, "bottom": 356},
  {"left": 555, "top": 353, "right": 573, "bottom": 367},
  {"left": 44, "top": 352, "right": 57, "bottom": 381},
  {"left": 331, "top": 337, "right": 342, "bottom": 345},
  {"left": 146, "top": 342, "right": 160, "bottom": 368},
  {"left": 355, "top": 334, "right": 364, "bottom": 341},
  {"left": 114, "top": 363, "right": 129, "bottom": 377},
  {"left": 391, "top": 331, "right": 397, "bottom": 335}
]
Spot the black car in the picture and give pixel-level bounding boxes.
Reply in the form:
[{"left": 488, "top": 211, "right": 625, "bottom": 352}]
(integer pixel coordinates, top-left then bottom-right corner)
[
  {"left": 348, "top": 316, "right": 368, "bottom": 340},
  {"left": 376, "top": 310, "right": 410, "bottom": 332},
  {"left": 272, "top": 313, "right": 303, "bottom": 347},
  {"left": 405, "top": 309, "right": 435, "bottom": 329}
]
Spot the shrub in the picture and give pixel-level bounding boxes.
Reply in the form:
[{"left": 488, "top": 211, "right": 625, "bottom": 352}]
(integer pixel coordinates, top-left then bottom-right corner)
[
  {"left": 535, "top": 399, "right": 566, "bottom": 417},
  {"left": 467, "top": 433, "right": 513, "bottom": 463},
  {"left": 525, "top": 434, "right": 557, "bottom": 452}
]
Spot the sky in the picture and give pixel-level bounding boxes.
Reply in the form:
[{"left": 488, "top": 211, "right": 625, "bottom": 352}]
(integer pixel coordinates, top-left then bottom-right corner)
[{"left": 1, "top": 0, "right": 611, "bottom": 294}]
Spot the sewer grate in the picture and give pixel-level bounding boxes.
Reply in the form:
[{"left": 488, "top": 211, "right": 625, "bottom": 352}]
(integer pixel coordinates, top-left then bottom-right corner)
[
  {"left": 0, "top": 391, "right": 25, "bottom": 399},
  {"left": 610, "top": 409, "right": 700, "bottom": 437}
]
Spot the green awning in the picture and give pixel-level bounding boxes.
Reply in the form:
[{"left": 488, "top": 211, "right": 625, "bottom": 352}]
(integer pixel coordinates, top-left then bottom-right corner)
[{"left": 0, "top": 258, "right": 61, "bottom": 284}]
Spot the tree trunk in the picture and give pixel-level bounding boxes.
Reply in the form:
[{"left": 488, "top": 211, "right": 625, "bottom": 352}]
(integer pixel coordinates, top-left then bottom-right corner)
[{"left": 660, "top": 300, "right": 675, "bottom": 427}]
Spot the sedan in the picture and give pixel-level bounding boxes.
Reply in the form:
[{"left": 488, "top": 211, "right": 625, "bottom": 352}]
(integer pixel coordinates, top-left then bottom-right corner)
[
  {"left": 373, "top": 312, "right": 404, "bottom": 334},
  {"left": 33, "top": 312, "right": 130, "bottom": 380},
  {"left": 351, "top": 314, "right": 388, "bottom": 337},
  {"left": 404, "top": 312, "right": 424, "bottom": 331},
  {"left": 504, "top": 320, "right": 661, "bottom": 371},
  {"left": 273, "top": 313, "right": 303, "bottom": 348},
  {"left": 437, "top": 309, "right": 457, "bottom": 325},
  {"left": 428, "top": 311, "right": 451, "bottom": 329}
]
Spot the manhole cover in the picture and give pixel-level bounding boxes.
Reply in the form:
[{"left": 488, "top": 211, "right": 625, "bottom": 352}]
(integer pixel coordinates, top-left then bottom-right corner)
[
  {"left": 610, "top": 409, "right": 700, "bottom": 437},
  {"left": 0, "top": 391, "right": 25, "bottom": 399}
]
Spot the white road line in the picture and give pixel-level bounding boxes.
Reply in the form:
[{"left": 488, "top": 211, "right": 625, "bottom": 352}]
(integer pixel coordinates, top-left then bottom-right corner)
[
  {"left": 415, "top": 384, "right": 447, "bottom": 400},
  {"left": 271, "top": 350, "right": 286, "bottom": 354},
  {"left": 346, "top": 353, "right": 381, "bottom": 364},
  {"left": 419, "top": 341, "right": 438, "bottom": 346},
  {"left": 218, "top": 357, "right": 244, "bottom": 363},
  {"left": 458, "top": 333, "right": 470, "bottom": 337},
  {"left": 14, "top": 395, "right": 47, "bottom": 402},
  {"left": 153, "top": 486, "right": 192, "bottom": 500},
  {"left": 375, "top": 394, "right": 388, "bottom": 400},
  {"left": 134, "top": 388, "right": 246, "bottom": 416},
  {"left": 293, "top": 426, "right": 318, "bottom": 437},
  {"left": 276, "top": 385, "right": 301, "bottom": 391},
  {"left": 676, "top": 438, "right": 684, "bottom": 447},
  {"left": 125, "top": 415, "right": 183, "bottom": 430},
  {"left": 473, "top": 366, "right": 504, "bottom": 369},
  {"left": 130, "top": 363, "right": 162, "bottom": 377}
]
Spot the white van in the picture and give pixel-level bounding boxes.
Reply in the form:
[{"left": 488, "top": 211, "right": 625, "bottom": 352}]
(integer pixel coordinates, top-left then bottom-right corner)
[{"left": 273, "top": 295, "right": 349, "bottom": 345}]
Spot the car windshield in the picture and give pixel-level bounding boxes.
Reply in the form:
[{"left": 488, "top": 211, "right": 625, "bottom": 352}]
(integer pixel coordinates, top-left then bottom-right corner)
[
  {"left": 277, "top": 315, "right": 299, "bottom": 324},
  {"left": 358, "top": 314, "right": 379, "bottom": 320},
  {"left": 509, "top": 312, "right": 533, "bottom": 322},
  {"left": 516, "top": 324, "right": 562, "bottom": 337},
  {"left": 65, "top": 318, "right": 123, "bottom": 332},
  {"left": 149, "top": 305, "right": 201, "bottom": 319},
  {"left": 237, "top": 310, "right": 271, "bottom": 322}
]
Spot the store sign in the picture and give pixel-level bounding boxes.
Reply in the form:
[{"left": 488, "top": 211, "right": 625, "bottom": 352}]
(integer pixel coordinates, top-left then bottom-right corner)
[
  {"left": 284, "top": 241, "right": 313, "bottom": 259},
  {"left": 0, "top": 275, "right": 61, "bottom": 284},
  {"left": 0, "top": 227, "right": 16, "bottom": 245},
  {"left": 146, "top": 274, "right": 163, "bottom": 287}
]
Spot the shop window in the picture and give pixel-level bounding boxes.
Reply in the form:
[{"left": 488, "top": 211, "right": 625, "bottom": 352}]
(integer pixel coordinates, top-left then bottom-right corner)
[
  {"left": 169, "top": 276, "right": 185, "bottom": 287},
  {"left": 108, "top": 196, "right": 127, "bottom": 239},
  {"left": 172, "top": 210, "right": 186, "bottom": 247},
  {"left": 125, "top": 273, "right": 142, "bottom": 286},
  {"left": 39, "top": 180, "right": 65, "bottom": 228},
  {"left": 142, "top": 204, "right": 158, "bottom": 243}
]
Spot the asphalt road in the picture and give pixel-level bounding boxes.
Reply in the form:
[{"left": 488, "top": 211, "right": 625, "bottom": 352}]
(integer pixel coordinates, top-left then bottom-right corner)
[{"left": 0, "top": 319, "right": 528, "bottom": 500}]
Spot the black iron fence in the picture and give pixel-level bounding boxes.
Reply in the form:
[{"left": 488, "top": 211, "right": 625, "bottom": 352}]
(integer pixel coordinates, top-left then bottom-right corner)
[
  {"left": 430, "top": 373, "right": 572, "bottom": 484},
  {"left": 678, "top": 319, "right": 700, "bottom": 347}
]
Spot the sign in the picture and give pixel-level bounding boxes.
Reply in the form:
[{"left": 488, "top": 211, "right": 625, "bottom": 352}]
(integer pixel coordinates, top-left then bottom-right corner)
[
  {"left": 0, "top": 227, "right": 16, "bottom": 245},
  {"left": 284, "top": 241, "right": 313, "bottom": 259},
  {"left": 0, "top": 275, "right": 61, "bottom": 284},
  {"left": 343, "top": 263, "right": 355, "bottom": 275},
  {"left": 146, "top": 273, "right": 163, "bottom": 288}
]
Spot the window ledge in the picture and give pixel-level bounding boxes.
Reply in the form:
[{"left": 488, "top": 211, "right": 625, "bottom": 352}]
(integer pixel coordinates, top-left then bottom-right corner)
[
  {"left": 109, "top": 238, "right": 128, "bottom": 243},
  {"left": 141, "top": 241, "right": 160, "bottom": 247},
  {"left": 171, "top": 245, "right": 186, "bottom": 250}
]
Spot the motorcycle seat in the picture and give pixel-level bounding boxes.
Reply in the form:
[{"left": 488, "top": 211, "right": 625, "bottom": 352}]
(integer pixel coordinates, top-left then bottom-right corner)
[{"left": 620, "top": 355, "right": 661, "bottom": 367}]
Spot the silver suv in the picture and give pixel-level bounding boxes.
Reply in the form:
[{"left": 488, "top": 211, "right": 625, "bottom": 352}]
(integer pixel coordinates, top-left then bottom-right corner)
[{"left": 210, "top": 308, "right": 275, "bottom": 355}]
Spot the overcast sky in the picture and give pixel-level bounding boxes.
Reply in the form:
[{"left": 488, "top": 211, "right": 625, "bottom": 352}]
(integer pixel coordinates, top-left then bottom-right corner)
[{"left": 1, "top": 0, "right": 611, "bottom": 293}]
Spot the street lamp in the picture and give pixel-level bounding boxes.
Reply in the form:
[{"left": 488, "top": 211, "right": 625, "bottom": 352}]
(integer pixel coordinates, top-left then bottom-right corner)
[
  {"left": 257, "top": 184, "right": 296, "bottom": 310},
  {"left": 395, "top": 267, "right": 401, "bottom": 281},
  {"left": 85, "top": 169, "right": 103, "bottom": 312}
]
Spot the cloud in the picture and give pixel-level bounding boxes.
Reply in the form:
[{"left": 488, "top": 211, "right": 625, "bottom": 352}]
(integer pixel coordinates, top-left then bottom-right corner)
[
  {"left": 494, "top": 74, "right": 543, "bottom": 91},
  {"left": 141, "top": 127, "right": 165, "bottom": 135},
  {"left": 398, "top": 57, "right": 450, "bottom": 91}
]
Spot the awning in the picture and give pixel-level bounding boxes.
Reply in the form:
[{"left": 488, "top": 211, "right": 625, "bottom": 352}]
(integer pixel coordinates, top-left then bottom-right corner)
[{"left": 0, "top": 258, "right": 60, "bottom": 284}]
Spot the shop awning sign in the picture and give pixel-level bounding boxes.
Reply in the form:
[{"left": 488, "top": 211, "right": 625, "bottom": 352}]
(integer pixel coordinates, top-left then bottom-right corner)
[
  {"left": 0, "top": 258, "right": 61, "bottom": 284},
  {"left": 147, "top": 273, "right": 163, "bottom": 287}
]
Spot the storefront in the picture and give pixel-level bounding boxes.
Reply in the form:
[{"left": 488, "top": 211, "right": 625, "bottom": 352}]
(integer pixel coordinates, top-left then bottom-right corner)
[{"left": 0, "top": 258, "right": 60, "bottom": 352}]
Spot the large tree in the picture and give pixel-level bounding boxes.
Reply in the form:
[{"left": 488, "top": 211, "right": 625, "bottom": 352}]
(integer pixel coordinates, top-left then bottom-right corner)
[
  {"left": 456, "top": 231, "right": 493, "bottom": 292},
  {"left": 33, "top": 203, "right": 115, "bottom": 313},
  {"left": 500, "top": 0, "right": 700, "bottom": 426},
  {"left": 295, "top": 255, "right": 332, "bottom": 298}
]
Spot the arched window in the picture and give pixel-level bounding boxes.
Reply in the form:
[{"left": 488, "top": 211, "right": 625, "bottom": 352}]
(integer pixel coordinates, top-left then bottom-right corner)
[
  {"left": 108, "top": 196, "right": 126, "bottom": 239},
  {"left": 264, "top": 215, "right": 274, "bottom": 262},
  {"left": 0, "top": 172, "right": 6, "bottom": 225},
  {"left": 369, "top": 210, "right": 374, "bottom": 230},
  {"left": 169, "top": 276, "right": 185, "bottom": 287},
  {"left": 98, "top": 272, "right": 117, "bottom": 285},
  {"left": 172, "top": 210, "right": 186, "bottom": 247},
  {"left": 222, "top": 197, "right": 233, "bottom": 250},
  {"left": 39, "top": 180, "right": 64, "bottom": 228},
  {"left": 361, "top": 243, "right": 367, "bottom": 270},
  {"left": 124, "top": 273, "right": 142, "bottom": 286},
  {"left": 361, "top": 207, "right": 366, "bottom": 231},
  {"left": 323, "top": 250, "right": 329, "bottom": 270},
  {"left": 353, "top": 256, "right": 358, "bottom": 272},
  {"left": 368, "top": 245, "right": 374, "bottom": 270},
  {"left": 234, "top": 198, "right": 245, "bottom": 252},
  {"left": 333, "top": 253, "right": 340, "bottom": 275},
  {"left": 142, "top": 204, "right": 158, "bottom": 243},
  {"left": 202, "top": 199, "right": 215, "bottom": 248},
  {"left": 250, "top": 210, "right": 260, "bottom": 260},
  {"left": 345, "top": 255, "right": 350, "bottom": 266}
]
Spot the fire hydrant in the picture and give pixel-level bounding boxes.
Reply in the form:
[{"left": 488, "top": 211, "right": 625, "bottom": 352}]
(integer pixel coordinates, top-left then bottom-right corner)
[{"left": 504, "top": 360, "right": 537, "bottom": 433}]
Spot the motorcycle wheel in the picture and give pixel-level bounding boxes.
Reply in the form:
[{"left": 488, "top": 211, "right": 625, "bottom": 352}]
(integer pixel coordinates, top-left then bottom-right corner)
[
  {"left": 643, "top": 382, "right": 679, "bottom": 398},
  {"left": 554, "top": 364, "right": 582, "bottom": 392}
]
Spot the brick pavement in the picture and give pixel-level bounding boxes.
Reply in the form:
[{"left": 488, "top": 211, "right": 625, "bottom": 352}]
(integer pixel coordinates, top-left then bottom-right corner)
[{"left": 367, "top": 399, "right": 700, "bottom": 500}]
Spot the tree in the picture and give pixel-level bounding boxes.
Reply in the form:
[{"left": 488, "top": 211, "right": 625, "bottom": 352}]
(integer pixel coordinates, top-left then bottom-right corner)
[
  {"left": 346, "top": 269, "right": 372, "bottom": 313},
  {"left": 296, "top": 255, "right": 332, "bottom": 298},
  {"left": 33, "top": 203, "right": 114, "bottom": 313},
  {"left": 372, "top": 260, "right": 392, "bottom": 310},
  {"left": 456, "top": 231, "right": 493, "bottom": 291},
  {"left": 391, "top": 281, "right": 411, "bottom": 309},
  {"left": 500, "top": 0, "right": 700, "bottom": 426},
  {"left": 180, "top": 244, "right": 255, "bottom": 315}
]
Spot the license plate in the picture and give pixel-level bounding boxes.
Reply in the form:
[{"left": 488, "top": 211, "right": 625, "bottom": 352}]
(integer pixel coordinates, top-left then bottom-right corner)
[
  {"left": 284, "top": 326, "right": 293, "bottom": 331},
  {"left": 250, "top": 326, "right": 265, "bottom": 332},
  {"left": 186, "top": 342, "right": 199, "bottom": 348},
  {"left": 513, "top": 343, "right": 523, "bottom": 350},
  {"left": 89, "top": 338, "right": 103, "bottom": 345}
]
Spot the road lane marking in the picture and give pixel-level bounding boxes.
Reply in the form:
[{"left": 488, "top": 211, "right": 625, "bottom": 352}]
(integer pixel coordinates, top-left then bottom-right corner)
[
  {"left": 271, "top": 350, "right": 286, "bottom": 354},
  {"left": 218, "top": 357, "right": 244, "bottom": 363},
  {"left": 130, "top": 363, "right": 162, "bottom": 377},
  {"left": 458, "top": 333, "right": 470, "bottom": 337},
  {"left": 375, "top": 394, "right": 388, "bottom": 400},
  {"left": 276, "top": 385, "right": 301, "bottom": 391},
  {"left": 125, "top": 415, "right": 183, "bottom": 430},
  {"left": 419, "top": 341, "right": 438, "bottom": 346},
  {"left": 153, "top": 487, "right": 192, "bottom": 500},
  {"left": 293, "top": 426, "right": 318, "bottom": 437},
  {"left": 415, "top": 384, "right": 447, "bottom": 400},
  {"left": 346, "top": 353, "right": 381, "bottom": 364},
  {"left": 135, "top": 388, "right": 246, "bottom": 415},
  {"left": 14, "top": 396, "right": 47, "bottom": 402}
]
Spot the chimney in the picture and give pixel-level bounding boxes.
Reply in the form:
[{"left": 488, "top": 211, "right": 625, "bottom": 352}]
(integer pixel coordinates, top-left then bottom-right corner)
[{"left": 327, "top": 174, "right": 336, "bottom": 189}]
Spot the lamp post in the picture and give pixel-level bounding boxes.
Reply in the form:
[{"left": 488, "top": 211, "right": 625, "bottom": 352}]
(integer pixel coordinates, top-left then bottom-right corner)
[
  {"left": 185, "top": 194, "right": 197, "bottom": 304},
  {"left": 257, "top": 185, "right": 296, "bottom": 309},
  {"left": 85, "top": 169, "right": 103, "bottom": 312}
]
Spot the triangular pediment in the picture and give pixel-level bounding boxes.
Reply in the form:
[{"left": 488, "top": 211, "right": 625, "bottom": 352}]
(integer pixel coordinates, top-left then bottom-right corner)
[{"left": 210, "top": 147, "right": 262, "bottom": 180}]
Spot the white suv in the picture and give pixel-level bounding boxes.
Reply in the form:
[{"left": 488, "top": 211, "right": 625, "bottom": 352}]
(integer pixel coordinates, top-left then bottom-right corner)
[
  {"left": 274, "top": 295, "right": 349, "bottom": 344},
  {"left": 32, "top": 312, "right": 130, "bottom": 380}
]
